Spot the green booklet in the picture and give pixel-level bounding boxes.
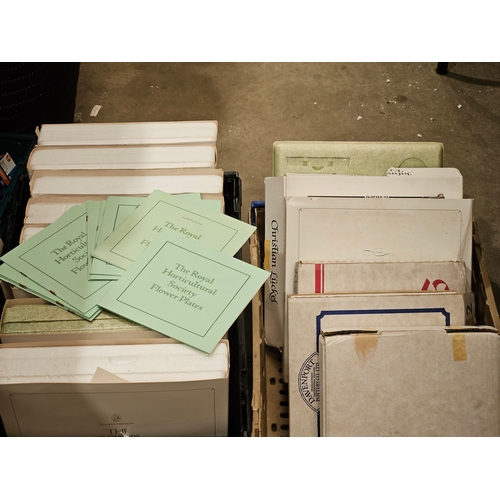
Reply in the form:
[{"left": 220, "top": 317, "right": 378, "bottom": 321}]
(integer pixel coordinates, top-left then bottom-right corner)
[
  {"left": 89, "top": 193, "right": 219, "bottom": 280},
  {"left": 98, "top": 228, "right": 269, "bottom": 353},
  {"left": 90, "top": 196, "right": 145, "bottom": 280},
  {"left": 91, "top": 190, "right": 255, "bottom": 271},
  {"left": 0, "top": 262, "right": 101, "bottom": 320},
  {"left": 86, "top": 200, "right": 108, "bottom": 280},
  {"left": 0, "top": 202, "right": 113, "bottom": 319}
]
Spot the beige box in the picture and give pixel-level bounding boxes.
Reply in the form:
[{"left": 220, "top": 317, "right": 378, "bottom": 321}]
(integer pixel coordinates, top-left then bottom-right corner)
[
  {"left": 296, "top": 261, "right": 468, "bottom": 295},
  {"left": 29, "top": 168, "right": 224, "bottom": 197},
  {"left": 273, "top": 141, "right": 444, "bottom": 176},
  {"left": 287, "top": 291, "right": 473, "bottom": 437},
  {"left": 0, "top": 339, "right": 229, "bottom": 436},
  {"left": 0, "top": 298, "right": 165, "bottom": 344},
  {"left": 36, "top": 121, "right": 218, "bottom": 147},
  {"left": 319, "top": 326, "right": 500, "bottom": 436}
]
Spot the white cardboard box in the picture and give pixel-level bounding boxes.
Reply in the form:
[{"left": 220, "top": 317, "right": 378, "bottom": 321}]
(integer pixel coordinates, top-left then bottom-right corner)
[
  {"left": 19, "top": 225, "right": 44, "bottom": 243},
  {"left": 287, "top": 291, "right": 473, "bottom": 437},
  {"left": 27, "top": 144, "right": 217, "bottom": 172},
  {"left": 264, "top": 172, "right": 465, "bottom": 349},
  {"left": 0, "top": 340, "right": 229, "bottom": 436},
  {"left": 295, "top": 261, "right": 468, "bottom": 295},
  {"left": 272, "top": 141, "right": 444, "bottom": 176},
  {"left": 280, "top": 196, "right": 474, "bottom": 374},
  {"left": 24, "top": 195, "right": 109, "bottom": 225},
  {"left": 23, "top": 193, "right": 224, "bottom": 226},
  {"left": 36, "top": 121, "right": 218, "bottom": 146},
  {"left": 272, "top": 169, "right": 463, "bottom": 198},
  {"left": 29, "top": 168, "right": 224, "bottom": 197},
  {"left": 319, "top": 326, "right": 500, "bottom": 436}
]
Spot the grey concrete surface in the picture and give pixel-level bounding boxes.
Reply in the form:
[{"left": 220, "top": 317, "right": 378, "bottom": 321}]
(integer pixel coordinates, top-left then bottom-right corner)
[{"left": 75, "top": 62, "right": 500, "bottom": 305}]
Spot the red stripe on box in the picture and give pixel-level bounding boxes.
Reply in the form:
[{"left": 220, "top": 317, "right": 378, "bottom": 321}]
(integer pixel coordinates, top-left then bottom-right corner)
[{"left": 315, "top": 264, "right": 324, "bottom": 293}]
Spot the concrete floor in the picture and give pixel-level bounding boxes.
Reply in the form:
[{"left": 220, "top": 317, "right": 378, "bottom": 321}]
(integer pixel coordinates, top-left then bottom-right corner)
[{"left": 75, "top": 62, "right": 500, "bottom": 306}]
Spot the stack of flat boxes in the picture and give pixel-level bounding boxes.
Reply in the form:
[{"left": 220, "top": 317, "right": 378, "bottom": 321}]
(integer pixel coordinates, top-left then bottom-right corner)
[
  {"left": 0, "top": 121, "right": 231, "bottom": 437},
  {"left": 262, "top": 141, "right": 500, "bottom": 437},
  {"left": 21, "top": 121, "right": 224, "bottom": 243}
]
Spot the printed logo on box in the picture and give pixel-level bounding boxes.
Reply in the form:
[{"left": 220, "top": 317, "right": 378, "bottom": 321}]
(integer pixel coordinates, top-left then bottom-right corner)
[
  {"left": 421, "top": 278, "right": 450, "bottom": 291},
  {"left": 298, "top": 351, "right": 320, "bottom": 412}
]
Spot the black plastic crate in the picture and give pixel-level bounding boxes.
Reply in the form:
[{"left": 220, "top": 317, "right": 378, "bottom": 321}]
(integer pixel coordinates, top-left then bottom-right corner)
[
  {"left": 0, "top": 134, "right": 36, "bottom": 245},
  {"left": 223, "top": 171, "right": 251, "bottom": 436},
  {"left": 0, "top": 170, "right": 250, "bottom": 437}
]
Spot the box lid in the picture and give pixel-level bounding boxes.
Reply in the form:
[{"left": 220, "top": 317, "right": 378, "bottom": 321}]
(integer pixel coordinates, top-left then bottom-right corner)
[{"left": 320, "top": 326, "right": 500, "bottom": 436}]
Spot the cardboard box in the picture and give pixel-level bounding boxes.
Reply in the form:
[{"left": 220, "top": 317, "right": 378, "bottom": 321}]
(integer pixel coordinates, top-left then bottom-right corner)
[
  {"left": 19, "top": 225, "right": 44, "bottom": 243},
  {"left": 287, "top": 291, "right": 473, "bottom": 437},
  {"left": 263, "top": 170, "right": 464, "bottom": 348},
  {"left": 250, "top": 206, "right": 500, "bottom": 437},
  {"left": 280, "top": 196, "right": 474, "bottom": 375},
  {"left": 27, "top": 144, "right": 217, "bottom": 173},
  {"left": 270, "top": 169, "right": 463, "bottom": 198},
  {"left": 24, "top": 193, "right": 225, "bottom": 225},
  {"left": 295, "top": 261, "right": 468, "bottom": 295},
  {"left": 0, "top": 340, "right": 229, "bottom": 436},
  {"left": 272, "top": 141, "right": 444, "bottom": 176},
  {"left": 36, "top": 121, "right": 218, "bottom": 147},
  {"left": 319, "top": 327, "right": 500, "bottom": 436},
  {"left": 29, "top": 168, "right": 224, "bottom": 197},
  {"left": 0, "top": 298, "right": 165, "bottom": 344}
]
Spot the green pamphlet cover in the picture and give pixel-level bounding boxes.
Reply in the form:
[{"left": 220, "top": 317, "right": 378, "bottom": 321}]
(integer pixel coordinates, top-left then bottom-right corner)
[
  {"left": 91, "top": 190, "right": 255, "bottom": 271},
  {"left": 89, "top": 193, "right": 217, "bottom": 280},
  {"left": 98, "top": 229, "right": 269, "bottom": 353},
  {"left": 87, "top": 200, "right": 107, "bottom": 280},
  {"left": 90, "top": 196, "right": 145, "bottom": 279},
  {"left": 0, "top": 203, "right": 113, "bottom": 318},
  {"left": 0, "top": 262, "right": 101, "bottom": 320}
]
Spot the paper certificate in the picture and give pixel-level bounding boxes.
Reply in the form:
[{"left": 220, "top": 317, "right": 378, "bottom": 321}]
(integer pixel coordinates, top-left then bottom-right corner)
[
  {"left": 92, "top": 190, "right": 255, "bottom": 270},
  {"left": 98, "top": 229, "right": 269, "bottom": 353}
]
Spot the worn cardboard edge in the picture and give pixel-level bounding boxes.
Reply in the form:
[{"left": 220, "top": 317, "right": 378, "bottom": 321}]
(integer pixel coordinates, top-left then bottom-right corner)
[
  {"left": 250, "top": 207, "right": 289, "bottom": 437},
  {"left": 320, "top": 325, "right": 499, "bottom": 337}
]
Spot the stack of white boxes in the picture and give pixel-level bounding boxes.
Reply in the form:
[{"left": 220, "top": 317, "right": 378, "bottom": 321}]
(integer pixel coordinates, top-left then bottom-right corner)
[
  {"left": 0, "top": 121, "right": 231, "bottom": 437},
  {"left": 264, "top": 141, "right": 500, "bottom": 437},
  {"left": 21, "top": 121, "right": 223, "bottom": 242}
]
